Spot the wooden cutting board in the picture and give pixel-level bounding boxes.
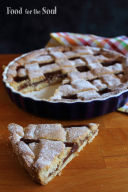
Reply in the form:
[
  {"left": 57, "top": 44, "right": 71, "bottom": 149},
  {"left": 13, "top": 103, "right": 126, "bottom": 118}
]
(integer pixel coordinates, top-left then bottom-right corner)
[{"left": 1, "top": 54, "right": 128, "bottom": 192}]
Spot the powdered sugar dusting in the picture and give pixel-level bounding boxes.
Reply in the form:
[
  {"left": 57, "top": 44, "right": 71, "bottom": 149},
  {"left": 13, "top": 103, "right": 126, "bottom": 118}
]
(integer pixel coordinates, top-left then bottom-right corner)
[
  {"left": 35, "top": 124, "right": 66, "bottom": 141},
  {"left": 32, "top": 55, "right": 53, "bottom": 63},
  {"left": 8, "top": 123, "right": 24, "bottom": 137},
  {"left": 8, "top": 122, "right": 99, "bottom": 183},
  {"left": 40, "top": 64, "right": 59, "bottom": 73},
  {"left": 18, "top": 141, "right": 35, "bottom": 158},
  {"left": 25, "top": 63, "right": 40, "bottom": 70},
  {"left": 77, "top": 90, "right": 100, "bottom": 100},
  {"left": 66, "top": 126, "right": 91, "bottom": 142},
  {"left": 24, "top": 124, "right": 66, "bottom": 141},
  {"left": 34, "top": 139, "right": 65, "bottom": 169},
  {"left": 24, "top": 124, "right": 37, "bottom": 139},
  {"left": 71, "top": 79, "right": 98, "bottom": 91}
]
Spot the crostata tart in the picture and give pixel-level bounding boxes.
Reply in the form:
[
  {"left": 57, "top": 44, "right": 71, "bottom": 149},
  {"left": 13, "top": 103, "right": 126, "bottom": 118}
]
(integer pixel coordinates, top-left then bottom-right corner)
[
  {"left": 8, "top": 123, "right": 99, "bottom": 184},
  {"left": 4, "top": 46, "right": 128, "bottom": 102}
]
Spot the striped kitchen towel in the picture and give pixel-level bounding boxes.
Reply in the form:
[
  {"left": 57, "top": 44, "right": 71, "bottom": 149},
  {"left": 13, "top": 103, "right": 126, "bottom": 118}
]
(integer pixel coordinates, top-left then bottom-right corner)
[
  {"left": 50, "top": 32, "right": 128, "bottom": 56},
  {"left": 48, "top": 32, "right": 128, "bottom": 113}
]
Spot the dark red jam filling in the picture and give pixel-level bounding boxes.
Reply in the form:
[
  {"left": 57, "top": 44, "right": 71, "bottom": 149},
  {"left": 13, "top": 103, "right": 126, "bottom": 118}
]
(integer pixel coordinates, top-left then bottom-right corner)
[
  {"left": 88, "top": 78, "right": 99, "bottom": 83},
  {"left": 69, "top": 57, "right": 80, "bottom": 60},
  {"left": 62, "top": 94, "right": 77, "bottom": 100},
  {"left": 93, "top": 52, "right": 101, "bottom": 56},
  {"left": 98, "top": 88, "right": 111, "bottom": 95},
  {"left": 101, "top": 60, "right": 120, "bottom": 67},
  {"left": 39, "top": 61, "right": 54, "bottom": 67},
  {"left": 18, "top": 79, "right": 45, "bottom": 90},
  {"left": 21, "top": 138, "right": 40, "bottom": 144},
  {"left": 16, "top": 66, "right": 25, "bottom": 71},
  {"left": 14, "top": 76, "right": 28, "bottom": 82},
  {"left": 62, "top": 142, "right": 78, "bottom": 164},
  {"left": 44, "top": 70, "right": 67, "bottom": 84},
  {"left": 18, "top": 70, "right": 67, "bottom": 90},
  {"left": 76, "top": 65, "right": 90, "bottom": 72}
]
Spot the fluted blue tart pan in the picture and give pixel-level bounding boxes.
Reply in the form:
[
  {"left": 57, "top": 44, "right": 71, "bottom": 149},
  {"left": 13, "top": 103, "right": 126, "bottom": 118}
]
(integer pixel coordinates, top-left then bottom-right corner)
[
  {"left": 3, "top": 50, "right": 128, "bottom": 120},
  {"left": 3, "top": 82, "right": 128, "bottom": 120}
]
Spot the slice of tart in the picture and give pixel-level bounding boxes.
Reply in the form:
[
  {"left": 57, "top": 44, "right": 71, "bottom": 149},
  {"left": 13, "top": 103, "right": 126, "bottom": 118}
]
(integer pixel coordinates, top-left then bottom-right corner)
[{"left": 8, "top": 123, "right": 99, "bottom": 185}]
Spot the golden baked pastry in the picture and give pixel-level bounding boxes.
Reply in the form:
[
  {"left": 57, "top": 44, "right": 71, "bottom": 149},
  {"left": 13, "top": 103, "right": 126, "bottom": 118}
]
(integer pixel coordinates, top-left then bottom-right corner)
[
  {"left": 8, "top": 123, "right": 99, "bottom": 185},
  {"left": 4, "top": 46, "right": 127, "bottom": 102}
]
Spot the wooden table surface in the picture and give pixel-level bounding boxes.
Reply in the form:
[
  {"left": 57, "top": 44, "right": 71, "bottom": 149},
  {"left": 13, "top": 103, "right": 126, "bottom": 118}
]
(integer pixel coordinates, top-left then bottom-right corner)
[{"left": 1, "top": 54, "right": 128, "bottom": 192}]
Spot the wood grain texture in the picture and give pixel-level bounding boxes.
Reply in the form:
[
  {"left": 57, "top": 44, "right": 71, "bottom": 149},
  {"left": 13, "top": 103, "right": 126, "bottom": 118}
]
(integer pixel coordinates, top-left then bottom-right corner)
[{"left": 1, "top": 54, "right": 128, "bottom": 192}]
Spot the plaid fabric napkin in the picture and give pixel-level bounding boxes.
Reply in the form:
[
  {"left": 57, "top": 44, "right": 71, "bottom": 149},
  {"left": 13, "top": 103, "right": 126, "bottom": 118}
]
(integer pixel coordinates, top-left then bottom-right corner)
[
  {"left": 50, "top": 32, "right": 128, "bottom": 56},
  {"left": 48, "top": 32, "right": 128, "bottom": 113}
]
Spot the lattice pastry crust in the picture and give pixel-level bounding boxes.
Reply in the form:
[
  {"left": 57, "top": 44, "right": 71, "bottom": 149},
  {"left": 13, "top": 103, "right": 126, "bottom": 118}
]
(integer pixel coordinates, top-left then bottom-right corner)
[
  {"left": 8, "top": 123, "right": 99, "bottom": 185},
  {"left": 4, "top": 46, "right": 128, "bottom": 102}
]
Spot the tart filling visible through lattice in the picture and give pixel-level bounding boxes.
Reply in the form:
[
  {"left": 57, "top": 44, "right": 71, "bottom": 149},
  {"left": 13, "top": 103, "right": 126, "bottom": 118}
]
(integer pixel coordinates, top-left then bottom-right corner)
[
  {"left": 8, "top": 123, "right": 99, "bottom": 185},
  {"left": 4, "top": 46, "right": 128, "bottom": 102}
]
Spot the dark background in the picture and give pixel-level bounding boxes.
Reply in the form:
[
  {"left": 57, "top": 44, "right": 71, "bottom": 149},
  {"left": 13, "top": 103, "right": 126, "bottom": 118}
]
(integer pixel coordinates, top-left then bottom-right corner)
[{"left": 0, "top": 0, "right": 128, "bottom": 53}]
